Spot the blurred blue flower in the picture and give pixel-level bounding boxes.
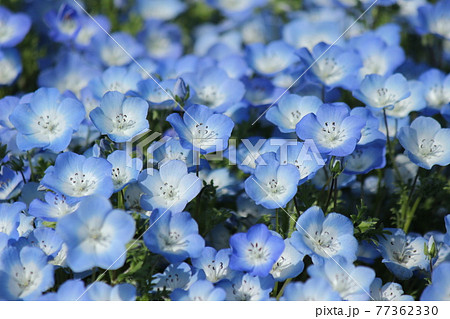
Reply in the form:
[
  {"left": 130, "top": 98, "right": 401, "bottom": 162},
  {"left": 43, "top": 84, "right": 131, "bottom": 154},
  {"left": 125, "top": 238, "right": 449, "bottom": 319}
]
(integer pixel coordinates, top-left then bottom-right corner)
[
  {"left": 0, "top": 48, "right": 22, "bottom": 85},
  {"left": 0, "top": 202, "right": 25, "bottom": 239},
  {"left": 88, "top": 66, "right": 142, "bottom": 100},
  {"left": 56, "top": 195, "right": 135, "bottom": 272},
  {"left": 0, "top": 6, "right": 31, "bottom": 48},
  {"left": 44, "top": 4, "right": 82, "bottom": 43},
  {"left": 281, "top": 277, "right": 341, "bottom": 301},
  {"left": 91, "top": 32, "right": 143, "bottom": 67},
  {"left": 246, "top": 40, "right": 297, "bottom": 76},
  {"left": 171, "top": 280, "right": 226, "bottom": 301},
  {"left": 420, "top": 262, "right": 450, "bottom": 301}
]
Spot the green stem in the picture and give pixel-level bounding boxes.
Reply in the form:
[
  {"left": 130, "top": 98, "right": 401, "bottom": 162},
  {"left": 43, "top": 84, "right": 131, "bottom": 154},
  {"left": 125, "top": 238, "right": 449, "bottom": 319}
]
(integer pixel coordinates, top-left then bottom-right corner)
[
  {"left": 275, "top": 208, "right": 279, "bottom": 234},
  {"left": 403, "top": 196, "right": 421, "bottom": 233},
  {"left": 382, "top": 108, "right": 402, "bottom": 183},
  {"left": 117, "top": 190, "right": 124, "bottom": 209},
  {"left": 324, "top": 177, "right": 335, "bottom": 213},
  {"left": 407, "top": 169, "right": 420, "bottom": 202},
  {"left": 276, "top": 278, "right": 292, "bottom": 300},
  {"left": 27, "top": 151, "right": 34, "bottom": 182}
]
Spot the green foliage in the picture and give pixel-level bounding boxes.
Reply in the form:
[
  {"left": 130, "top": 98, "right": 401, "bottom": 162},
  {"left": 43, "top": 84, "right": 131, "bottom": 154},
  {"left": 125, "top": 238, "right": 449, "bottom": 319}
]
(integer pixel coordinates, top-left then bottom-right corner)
[{"left": 351, "top": 200, "right": 388, "bottom": 245}]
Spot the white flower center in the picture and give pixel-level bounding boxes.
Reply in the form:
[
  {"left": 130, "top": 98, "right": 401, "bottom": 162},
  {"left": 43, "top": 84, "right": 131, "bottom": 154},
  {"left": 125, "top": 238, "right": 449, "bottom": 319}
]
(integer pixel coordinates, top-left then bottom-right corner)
[
  {"left": 319, "top": 121, "right": 346, "bottom": 146},
  {"left": 36, "top": 114, "right": 61, "bottom": 135},
  {"left": 205, "top": 260, "right": 228, "bottom": 283},
  {"left": 197, "top": 86, "right": 225, "bottom": 107},
  {"left": 69, "top": 172, "right": 97, "bottom": 196},
  {"left": 266, "top": 178, "right": 286, "bottom": 194},
  {"left": 375, "top": 87, "right": 398, "bottom": 107},
  {"left": 114, "top": 113, "right": 136, "bottom": 131},
  {"left": 418, "top": 138, "right": 443, "bottom": 159},
  {"left": 247, "top": 242, "right": 270, "bottom": 264},
  {"left": 112, "top": 167, "right": 129, "bottom": 188},
  {"left": 305, "top": 230, "right": 340, "bottom": 256},
  {"left": 316, "top": 57, "right": 343, "bottom": 84}
]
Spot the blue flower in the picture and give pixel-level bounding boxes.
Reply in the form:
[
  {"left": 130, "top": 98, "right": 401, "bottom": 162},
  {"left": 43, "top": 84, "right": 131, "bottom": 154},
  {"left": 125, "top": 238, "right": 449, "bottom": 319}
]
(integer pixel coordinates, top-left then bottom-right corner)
[
  {"left": 398, "top": 116, "right": 450, "bottom": 169},
  {"left": 27, "top": 227, "right": 63, "bottom": 260},
  {"left": 143, "top": 209, "right": 204, "bottom": 263},
  {"left": 216, "top": 272, "right": 274, "bottom": 301},
  {"left": 244, "top": 152, "right": 300, "bottom": 209},
  {"left": 135, "top": 78, "right": 177, "bottom": 110},
  {"left": 91, "top": 32, "right": 143, "bottom": 67},
  {"left": 107, "top": 150, "right": 142, "bottom": 192},
  {"left": 41, "top": 152, "right": 114, "bottom": 198},
  {"left": 170, "top": 280, "right": 226, "bottom": 301},
  {"left": 56, "top": 195, "right": 135, "bottom": 272},
  {"left": 191, "top": 247, "right": 232, "bottom": 283},
  {"left": 283, "top": 19, "right": 340, "bottom": 51},
  {"left": 0, "top": 246, "right": 54, "bottom": 300},
  {"left": 182, "top": 67, "right": 245, "bottom": 112},
  {"left": 152, "top": 262, "right": 203, "bottom": 292},
  {"left": 44, "top": 4, "right": 82, "bottom": 43},
  {"left": 138, "top": 20, "right": 183, "bottom": 60},
  {"left": 417, "top": 0, "right": 450, "bottom": 40},
  {"left": 290, "top": 206, "right": 358, "bottom": 264},
  {"left": 0, "top": 6, "right": 31, "bottom": 47},
  {"left": 297, "top": 42, "right": 362, "bottom": 90},
  {"left": 243, "top": 77, "right": 284, "bottom": 107},
  {"left": 376, "top": 228, "right": 428, "bottom": 280},
  {"left": 0, "top": 166, "right": 28, "bottom": 200},
  {"left": 39, "top": 279, "right": 87, "bottom": 301},
  {"left": 83, "top": 282, "right": 136, "bottom": 301},
  {"left": 350, "top": 33, "right": 405, "bottom": 79},
  {"left": 276, "top": 141, "right": 325, "bottom": 184},
  {"left": 296, "top": 103, "right": 365, "bottom": 157},
  {"left": 353, "top": 73, "right": 410, "bottom": 109},
  {"left": 0, "top": 48, "right": 22, "bottom": 85},
  {"left": 0, "top": 202, "right": 25, "bottom": 239},
  {"left": 420, "top": 262, "right": 450, "bottom": 301},
  {"left": 74, "top": 14, "right": 111, "bottom": 49},
  {"left": 9, "top": 88, "right": 85, "bottom": 152},
  {"left": 229, "top": 224, "right": 284, "bottom": 276},
  {"left": 90, "top": 91, "right": 149, "bottom": 143},
  {"left": 232, "top": 137, "right": 282, "bottom": 174},
  {"left": 265, "top": 94, "right": 322, "bottom": 133},
  {"left": 308, "top": 257, "right": 375, "bottom": 301},
  {"left": 29, "top": 192, "right": 80, "bottom": 222},
  {"left": 385, "top": 80, "right": 426, "bottom": 118},
  {"left": 88, "top": 66, "right": 142, "bottom": 100},
  {"left": 167, "top": 104, "right": 235, "bottom": 154},
  {"left": 246, "top": 40, "right": 297, "bottom": 76},
  {"left": 418, "top": 68, "right": 450, "bottom": 114},
  {"left": 343, "top": 141, "right": 386, "bottom": 175},
  {"left": 134, "top": 0, "right": 186, "bottom": 21},
  {"left": 270, "top": 238, "right": 304, "bottom": 282},
  {"left": 139, "top": 160, "right": 202, "bottom": 213},
  {"left": 281, "top": 277, "right": 341, "bottom": 301},
  {"left": 370, "top": 278, "right": 414, "bottom": 301},
  {"left": 350, "top": 107, "right": 386, "bottom": 145},
  {"left": 147, "top": 137, "right": 200, "bottom": 171},
  {"left": 206, "top": 0, "right": 268, "bottom": 19}
]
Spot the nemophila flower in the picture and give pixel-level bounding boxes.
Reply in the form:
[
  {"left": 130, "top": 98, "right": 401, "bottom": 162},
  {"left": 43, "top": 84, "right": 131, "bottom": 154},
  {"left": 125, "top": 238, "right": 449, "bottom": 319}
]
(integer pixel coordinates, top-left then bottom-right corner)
[
  {"left": 308, "top": 257, "right": 375, "bottom": 301},
  {"left": 0, "top": 202, "right": 25, "bottom": 239},
  {"left": 343, "top": 141, "right": 386, "bottom": 175},
  {"left": 29, "top": 192, "right": 80, "bottom": 222},
  {"left": 90, "top": 91, "right": 149, "bottom": 143},
  {"left": 88, "top": 66, "right": 142, "bottom": 100},
  {"left": 182, "top": 67, "right": 245, "bottom": 112},
  {"left": 138, "top": 20, "right": 182, "bottom": 60},
  {"left": 107, "top": 150, "right": 142, "bottom": 192},
  {"left": 297, "top": 42, "right": 362, "bottom": 90},
  {"left": 296, "top": 103, "right": 365, "bottom": 157},
  {"left": 206, "top": 0, "right": 268, "bottom": 18},
  {"left": 244, "top": 152, "right": 300, "bottom": 209},
  {"left": 281, "top": 277, "right": 342, "bottom": 301},
  {"left": 0, "top": 48, "right": 21, "bottom": 85},
  {"left": 370, "top": 278, "right": 414, "bottom": 301},
  {"left": 350, "top": 33, "right": 405, "bottom": 78},
  {"left": 9, "top": 88, "right": 85, "bottom": 152},
  {"left": 290, "top": 206, "right": 358, "bottom": 264},
  {"left": 445, "top": 215, "right": 450, "bottom": 246},
  {"left": 39, "top": 279, "right": 87, "bottom": 301},
  {"left": 376, "top": 228, "right": 428, "bottom": 280},
  {"left": 243, "top": 77, "right": 284, "bottom": 107},
  {"left": 152, "top": 262, "right": 203, "bottom": 292},
  {"left": 139, "top": 160, "right": 201, "bottom": 213},
  {"left": 283, "top": 19, "right": 340, "bottom": 51},
  {"left": 353, "top": 73, "right": 410, "bottom": 109},
  {"left": 143, "top": 209, "right": 205, "bottom": 263},
  {"left": 17, "top": 214, "right": 34, "bottom": 238},
  {"left": 167, "top": 104, "right": 234, "bottom": 154},
  {"left": 276, "top": 141, "right": 325, "bottom": 184},
  {"left": 246, "top": 40, "right": 297, "bottom": 76},
  {"left": 147, "top": 137, "right": 199, "bottom": 171},
  {"left": 271, "top": 238, "right": 304, "bottom": 282},
  {"left": 56, "top": 195, "right": 135, "bottom": 272},
  {"left": 0, "top": 246, "right": 54, "bottom": 300},
  {"left": 229, "top": 224, "right": 284, "bottom": 276},
  {"left": 349, "top": 107, "right": 386, "bottom": 145},
  {"left": 217, "top": 54, "right": 250, "bottom": 79},
  {"left": 84, "top": 282, "right": 136, "bottom": 301},
  {"left": 420, "top": 262, "right": 450, "bottom": 301},
  {"left": 27, "top": 227, "right": 63, "bottom": 260},
  {"left": 91, "top": 32, "right": 143, "bottom": 67},
  {"left": 216, "top": 272, "right": 274, "bottom": 301},
  {"left": 135, "top": 78, "right": 177, "bottom": 110},
  {"left": 192, "top": 247, "right": 232, "bottom": 283},
  {"left": 417, "top": 0, "right": 450, "bottom": 39},
  {"left": 418, "top": 68, "right": 450, "bottom": 113},
  {"left": 134, "top": 0, "right": 186, "bottom": 21},
  {"left": 171, "top": 280, "right": 226, "bottom": 301},
  {"left": 0, "top": 166, "right": 28, "bottom": 200},
  {"left": 265, "top": 94, "right": 322, "bottom": 133},
  {"left": 74, "top": 14, "right": 111, "bottom": 49},
  {"left": 384, "top": 80, "right": 426, "bottom": 118},
  {"left": 38, "top": 52, "right": 101, "bottom": 99},
  {"left": 0, "top": 6, "right": 31, "bottom": 47},
  {"left": 398, "top": 116, "right": 450, "bottom": 169},
  {"left": 41, "top": 152, "right": 114, "bottom": 198},
  {"left": 200, "top": 167, "right": 239, "bottom": 197},
  {"left": 44, "top": 4, "right": 81, "bottom": 43}
]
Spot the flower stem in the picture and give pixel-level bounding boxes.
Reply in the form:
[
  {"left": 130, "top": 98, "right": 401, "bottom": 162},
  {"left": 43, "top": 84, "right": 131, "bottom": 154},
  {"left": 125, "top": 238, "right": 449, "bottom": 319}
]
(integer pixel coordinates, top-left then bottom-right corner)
[
  {"left": 382, "top": 108, "right": 402, "bottom": 182},
  {"left": 27, "top": 151, "right": 34, "bottom": 182},
  {"left": 276, "top": 278, "right": 292, "bottom": 300}
]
